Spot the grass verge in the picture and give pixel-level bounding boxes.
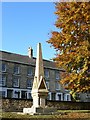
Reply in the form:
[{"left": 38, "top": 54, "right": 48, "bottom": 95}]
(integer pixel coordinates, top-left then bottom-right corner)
[{"left": 0, "top": 110, "right": 90, "bottom": 119}]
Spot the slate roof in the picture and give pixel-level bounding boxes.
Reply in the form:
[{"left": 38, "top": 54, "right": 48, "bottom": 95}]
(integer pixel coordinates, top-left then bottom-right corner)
[{"left": 0, "top": 50, "right": 64, "bottom": 71}]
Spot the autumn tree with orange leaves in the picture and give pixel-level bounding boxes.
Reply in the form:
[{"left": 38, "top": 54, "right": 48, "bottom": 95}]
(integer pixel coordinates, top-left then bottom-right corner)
[{"left": 47, "top": 2, "right": 90, "bottom": 99}]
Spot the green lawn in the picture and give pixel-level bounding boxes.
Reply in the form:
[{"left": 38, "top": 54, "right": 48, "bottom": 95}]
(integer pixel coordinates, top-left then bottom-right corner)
[
  {"left": 58, "top": 110, "right": 90, "bottom": 113},
  {"left": 0, "top": 110, "right": 90, "bottom": 119}
]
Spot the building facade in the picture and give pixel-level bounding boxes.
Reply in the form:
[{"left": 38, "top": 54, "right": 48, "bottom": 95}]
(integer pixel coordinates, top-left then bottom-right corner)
[{"left": 0, "top": 49, "right": 71, "bottom": 101}]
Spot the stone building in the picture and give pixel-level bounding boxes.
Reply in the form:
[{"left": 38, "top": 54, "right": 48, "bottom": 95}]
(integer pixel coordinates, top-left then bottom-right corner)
[{"left": 0, "top": 48, "right": 71, "bottom": 101}]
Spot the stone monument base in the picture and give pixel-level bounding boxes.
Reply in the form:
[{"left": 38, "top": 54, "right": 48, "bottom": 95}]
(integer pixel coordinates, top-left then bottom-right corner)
[{"left": 23, "top": 106, "right": 57, "bottom": 115}]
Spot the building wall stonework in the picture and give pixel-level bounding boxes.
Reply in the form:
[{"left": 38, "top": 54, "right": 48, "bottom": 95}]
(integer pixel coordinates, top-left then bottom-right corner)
[
  {"left": 1, "top": 50, "right": 90, "bottom": 102},
  {"left": 1, "top": 51, "right": 70, "bottom": 101},
  {"left": 49, "top": 69, "right": 56, "bottom": 92}
]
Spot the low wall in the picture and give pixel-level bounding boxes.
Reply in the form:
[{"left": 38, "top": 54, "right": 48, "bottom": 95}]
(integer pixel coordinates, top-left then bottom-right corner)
[
  {"left": 1, "top": 98, "right": 90, "bottom": 112},
  {"left": 47, "top": 100, "right": 90, "bottom": 110},
  {"left": 1, "top": 99, "right": 32, "bottom": 112}
]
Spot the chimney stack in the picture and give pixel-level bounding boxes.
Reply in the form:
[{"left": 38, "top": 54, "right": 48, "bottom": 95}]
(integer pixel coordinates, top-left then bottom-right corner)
[{"left": 28, "top": 47, "right": 33, "bottom": 58}]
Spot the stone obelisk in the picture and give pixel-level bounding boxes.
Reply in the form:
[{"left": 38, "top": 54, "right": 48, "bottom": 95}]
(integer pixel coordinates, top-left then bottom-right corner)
[
  {"left": 23, "top": 43, "right": 49, "bottom": 114},
  {"left": 31, "top": 43, "right": 48, "bottom": 108}
]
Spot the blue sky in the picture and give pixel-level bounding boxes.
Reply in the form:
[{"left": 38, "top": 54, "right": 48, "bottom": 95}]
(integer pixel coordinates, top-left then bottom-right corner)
[{"left": 2, "top": 2, "right": 58, "bottom": 60}]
